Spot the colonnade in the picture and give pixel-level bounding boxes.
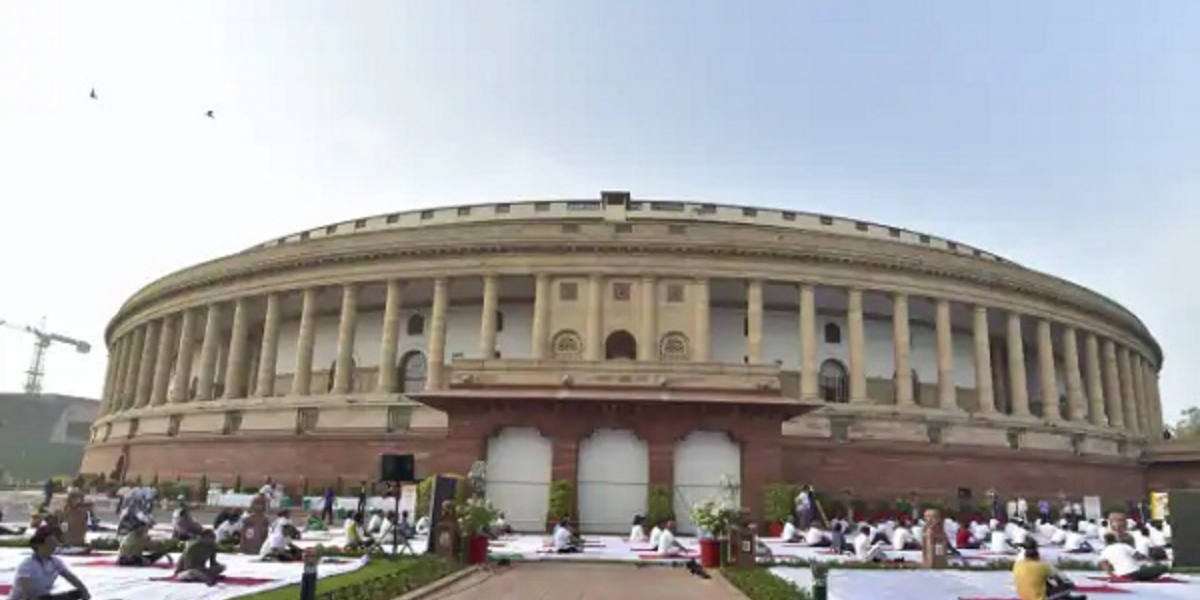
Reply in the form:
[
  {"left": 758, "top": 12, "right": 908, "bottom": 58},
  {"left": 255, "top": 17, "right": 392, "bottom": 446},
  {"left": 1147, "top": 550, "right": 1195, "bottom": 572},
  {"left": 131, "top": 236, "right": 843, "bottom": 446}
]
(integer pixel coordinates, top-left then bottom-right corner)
[{"left": 97, "top": 275, "right": 1163, "bottom": 439}]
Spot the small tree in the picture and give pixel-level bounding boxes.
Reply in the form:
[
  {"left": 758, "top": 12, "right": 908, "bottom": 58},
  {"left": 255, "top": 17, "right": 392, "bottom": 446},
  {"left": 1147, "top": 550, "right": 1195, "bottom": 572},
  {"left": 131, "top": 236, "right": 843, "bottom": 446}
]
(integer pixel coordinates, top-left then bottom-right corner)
[
  {"left": 646, "top": 485, "right": 674, "bottom": 527},
  {"left": 762, "top": 483, "right": 800, "bottom": 524},
  {"left": 546, "top": 480, "right": 573, "bottom": 523}
]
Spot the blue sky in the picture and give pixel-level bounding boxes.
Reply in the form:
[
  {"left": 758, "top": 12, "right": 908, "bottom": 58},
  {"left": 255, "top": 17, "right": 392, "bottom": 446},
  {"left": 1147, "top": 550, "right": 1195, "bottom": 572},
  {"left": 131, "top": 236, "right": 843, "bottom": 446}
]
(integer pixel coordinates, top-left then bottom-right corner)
[{"left": 0, "top": 1, "right": 1196, "bottom": 423}]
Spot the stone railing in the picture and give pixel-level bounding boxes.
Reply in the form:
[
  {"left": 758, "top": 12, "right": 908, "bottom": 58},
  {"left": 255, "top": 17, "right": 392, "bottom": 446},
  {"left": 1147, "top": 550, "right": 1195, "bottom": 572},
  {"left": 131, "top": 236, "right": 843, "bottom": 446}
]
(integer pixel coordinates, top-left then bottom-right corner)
[{"left": 446, "top": 358, "right": 781, "bottom": 393}]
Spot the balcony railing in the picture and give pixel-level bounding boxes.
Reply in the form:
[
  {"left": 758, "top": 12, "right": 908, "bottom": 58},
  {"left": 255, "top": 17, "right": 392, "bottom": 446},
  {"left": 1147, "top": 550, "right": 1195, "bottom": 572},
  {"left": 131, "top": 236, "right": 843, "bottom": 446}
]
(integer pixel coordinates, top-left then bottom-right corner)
[{"left": 447, "top": 359, "right": 781, "bottom": 393}]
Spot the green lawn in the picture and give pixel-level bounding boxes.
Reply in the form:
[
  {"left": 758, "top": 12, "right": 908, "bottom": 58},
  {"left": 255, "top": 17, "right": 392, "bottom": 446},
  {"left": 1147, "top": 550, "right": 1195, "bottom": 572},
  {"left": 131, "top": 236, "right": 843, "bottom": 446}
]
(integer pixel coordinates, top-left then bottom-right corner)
[{"left": 237, "top": 555, "right": 463, "bottom": 600}]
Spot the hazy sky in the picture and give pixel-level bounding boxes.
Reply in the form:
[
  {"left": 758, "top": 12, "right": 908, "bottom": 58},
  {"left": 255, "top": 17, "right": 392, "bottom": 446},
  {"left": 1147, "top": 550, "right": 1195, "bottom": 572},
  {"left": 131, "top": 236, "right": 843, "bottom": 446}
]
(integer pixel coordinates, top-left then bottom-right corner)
[{"left": 1, "top": 1, "right": 1197, "bottom": 424}]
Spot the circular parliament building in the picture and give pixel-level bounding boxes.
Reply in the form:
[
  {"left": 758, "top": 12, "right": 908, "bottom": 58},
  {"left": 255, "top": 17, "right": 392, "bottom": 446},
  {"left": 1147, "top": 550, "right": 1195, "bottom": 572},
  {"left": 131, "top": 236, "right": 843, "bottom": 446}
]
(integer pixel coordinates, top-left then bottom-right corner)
[{"left": 83, "top": 191, "right": 1166, "bottom": 533}]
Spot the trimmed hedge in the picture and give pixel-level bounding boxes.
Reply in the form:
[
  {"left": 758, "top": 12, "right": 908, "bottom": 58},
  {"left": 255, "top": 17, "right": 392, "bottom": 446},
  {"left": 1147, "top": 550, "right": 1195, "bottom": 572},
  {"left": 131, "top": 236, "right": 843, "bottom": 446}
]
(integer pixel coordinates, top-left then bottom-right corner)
[
  {"left": 241, "top": 556, "right": 461, "bottom": 600},
  {"left": 724, "top": 567, "right": 809, "bottom": 600}
]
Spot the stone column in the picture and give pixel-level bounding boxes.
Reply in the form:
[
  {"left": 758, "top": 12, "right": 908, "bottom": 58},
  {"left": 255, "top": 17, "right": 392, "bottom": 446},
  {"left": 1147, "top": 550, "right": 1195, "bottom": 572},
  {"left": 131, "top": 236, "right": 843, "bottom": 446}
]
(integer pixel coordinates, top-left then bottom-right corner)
[
  {"left": 746, "top": 279, "right": 764, "bottom": 364},
  {"left": 101, "top": 340, "right": 121, "bottom": 413},
  {"left": 693, "top": 278, "right": 711, "bottom": 362},
  {"left": 799, "top": 284, "right": 817, "bottom": 399},
  {"left": 195, "top": 304, "right": 223, "bottom": 401},
  {"left": 972, "top": 306, "right": 995, "bottom": 414},
  {"left": 1147, "top": 365, "right": 1163, "bottom": 435},
  {"left": 530, "top": 274, "right": 550, "bottom": 359},
  {"left": 254, "top": 293, "right": 283, "bottom": 397},
  {"left": 107, "top": 337, "right": 130, "bottom": 413},
  {"left": 332, "top": 284, "right": 359, "bottom": 394},
  {"left": 291, "top": 288, "right": 319, "bottom": 396},
  {"left": 222, "top": 298, "right": 251, "bottom": 399},
  {"left": 427, "top": 278, "right": 449, "bottom": 390},
  {"left": 892, "top": 293, "right": 914, "bottom": 407},
  {"left": 584, "top": 275, "right": 603, "bottom": 361},
  {"left": 1131, "top": 355, "right": 1147, "bottom": 435},
  {"left": 639, "top": 276, "right": 657, "bottom": 361},
  {"left": 121, "top": 327, "right": 146, "bottom": 410},
  {"left": 170, "top": 309, "right": 198, "bottom": 403},
  {"left": 1061, "top": 327, "right": 1085, "bottom": 422},
  {"left": 1006, "top": 313, "right": 1030, "bottom": 418},
  {"left": 847, "top": 288, "right": 867, "bottom": 403},
  {"left": 1117, "top": 346, "right": 1138, "bottom": 434},
  {"left": 149, "top": 316, "right": 176, "bottom": 406},
  {"left": 1084, "top": 334, "right": 1106, "bottom": 425},
  {"left": 1101, "top": 340, "right": 1124, "bottom": 429},
  {"left": 134, "top": 321, "right": 160, "bottom": 408},
  {"left": 935, "top": 298, "right": 957, "bottom": 411},
  {"left": 1036, "top": 320, "right": 1060, "bottom": 422},
  {"left": 479, "top": 275, "right": 499, "bottom": 359},
  {"left": 376, "top": 281, "right": 403, "bottom": 392}
]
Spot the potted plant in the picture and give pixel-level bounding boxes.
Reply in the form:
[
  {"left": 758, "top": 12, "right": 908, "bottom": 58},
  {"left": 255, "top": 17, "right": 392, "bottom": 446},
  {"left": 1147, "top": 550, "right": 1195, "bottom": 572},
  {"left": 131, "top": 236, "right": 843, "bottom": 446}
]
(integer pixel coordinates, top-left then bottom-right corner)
[
  {"left": 762, "top": 484, "right": 798, "bottom": 536},
  {"left": 689, "top": 498, "right": 737, "bottom": 568},
  {"left": 546, "top": 480, "right": 573, "bottom": 531},
  {"left": 457, "top": 496, "right": 500, "bottom": 565}
]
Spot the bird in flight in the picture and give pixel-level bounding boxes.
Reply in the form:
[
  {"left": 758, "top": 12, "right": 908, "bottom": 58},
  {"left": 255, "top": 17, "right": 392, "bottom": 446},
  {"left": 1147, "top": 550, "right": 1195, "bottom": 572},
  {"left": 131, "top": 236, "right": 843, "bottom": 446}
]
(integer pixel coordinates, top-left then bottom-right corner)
[
  {"left": 205, "top": 110, "right": 215, "bottom": 119},
  {"left": 89, "top": 88, "right": 98, "bottom": 100}
]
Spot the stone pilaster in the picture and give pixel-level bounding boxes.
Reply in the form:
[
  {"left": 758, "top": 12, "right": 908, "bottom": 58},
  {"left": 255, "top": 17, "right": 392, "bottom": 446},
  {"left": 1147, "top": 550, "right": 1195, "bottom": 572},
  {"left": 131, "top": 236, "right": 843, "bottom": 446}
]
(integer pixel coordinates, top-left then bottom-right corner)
[
  {"left": 1102, "top": 340, "right": 1124, "bottom": 429},
  {"left": 223, "top": 298, "right": 251, "bottom": 399},
  {"left": 107, "top": 337, "right": 130, "bottom": 413},
  {"left": 170, "top": 309, "right": 198, "bottom": 403},
  {"left": 1036, "top": 320, "right": 1059, "bottom": 422},
  {"left": 847, "top": 288, "right": 867, "bottom": 403},
  {"left": 1117, "top": 346, "right": 1138, "bottom": 434},
  {"left": 479, "top": 275, "right": 499, "bottom": 359},
  {"left": 693, "top": 278, "right": 711, "bottom": 362},
  {"left": 531, "top": 274, "right": 550, "bottom": 360},
  {"left": 639, "top": 276, "right": 657, "bottom": 361},
  {"left": 584, "top": 275, "right": 603, "bottom": 361},
  {"left": 1084, "top": 334, "right": 1106, "bottom": 426},
  {"left": 1006, "top": 313, "right": 1030, "bottom": 418},
  {"left": 291, "top": 288, "right": 318, "bottom": 396},
  {"left": 427, "top": 278, "right": 449, "bottom": 390},
  {"left": 332, "top": 284, "right": 359, "bottom": 394},
  {"left": 134, "top": 321, "right": 159, "bottom": 408},
  {"left": 121, "top": 326, "right": 146, "bottom": 410},
  {"left": 377, "top": 281, "right": 402, "bottom": 393},
  {"left": 746, "top": 279, "right": 763, "bottom": 364},
  {"left": 972, "top": 306, "right": 995, "bottom": 414},
  {"left": 935, "top": 298, "right": 957, "bottom": 410},
  {"left": 255, "top": 293, "right": 283, "bottom": 397},
  {"left": 892, "top": 293, "right": 914, "bottom": 407},
  {"left": 1131, "top": 355, "right": 1147, "bottom": 436},
  {"left": 798, "top": 283, "right": 817, "bottom": 400},
  {"left": 100, "top": 340, "right": 121, "bottom": 414},
  {"left": 1061, "top": 327, "right": 1085, "bottom": 422}
]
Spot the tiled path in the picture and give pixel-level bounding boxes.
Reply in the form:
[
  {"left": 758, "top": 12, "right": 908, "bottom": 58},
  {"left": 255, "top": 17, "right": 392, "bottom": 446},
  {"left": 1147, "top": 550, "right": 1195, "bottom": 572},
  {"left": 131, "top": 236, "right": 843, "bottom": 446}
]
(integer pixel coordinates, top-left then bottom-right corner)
[{"left": 430, "top": 562, "right": 748, "bottom": 600}]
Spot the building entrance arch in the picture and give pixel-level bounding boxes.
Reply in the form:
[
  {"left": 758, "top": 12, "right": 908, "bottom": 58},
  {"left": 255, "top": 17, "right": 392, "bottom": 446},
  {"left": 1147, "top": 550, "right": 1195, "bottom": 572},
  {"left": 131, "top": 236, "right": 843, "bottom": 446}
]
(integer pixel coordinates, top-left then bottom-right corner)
[{"left": 605, "top": 330, "right": 637, "bottom": 360}]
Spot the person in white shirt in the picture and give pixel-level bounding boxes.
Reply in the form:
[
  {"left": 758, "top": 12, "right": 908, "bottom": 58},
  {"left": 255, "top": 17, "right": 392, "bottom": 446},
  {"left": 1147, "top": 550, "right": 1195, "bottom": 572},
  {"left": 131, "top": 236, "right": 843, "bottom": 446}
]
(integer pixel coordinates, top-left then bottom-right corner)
[
  {"left": 215, "top": 515, "right": 242, "bottom": 546},
  {"left": 1016, "top": 497, "right": 1029, "bottom": 522},
  {"left": 9, "top": 527, "right": 92, "bottom": 600},
  {"left": 1098, "top": 533, "right": 1167, "bottom": 581},
  {"left": 259, "top": 511, "right": 302, "bottom": 561},
  {"left": 343, "top": 511, "right": 373, "bottom": 551},
  {"left": 853, "top": 525, "right": 888, "bottom": 562},
  {"left": 649, "top": 523, "right": 663, "bottom": 547},
  {"left": 1061, "top": 523, "right": 1093, "bottom": 554},
  {"left": 780, "top": 517, "right": 800, "bottom": 542},
  {"left": 415, "top": 515, "right": 431, "bottom": 536},
  {"left": 629, "top": 515, "right": 648, "bottom": 543},
  {"left": 1009, "top": 524, "right": 1029, "bottom": 547},
  {"left": 804, "top": 526, "right": 830, "bottom": 547},
  {"left": 988, "top": 530, "right": 1014, "bottom": 554},
  {"left": 890, "top": 525, "right": 918, "bottom": 551},
  {"left": 655, "top": 521, "right": 685, "bottom": 557},
  {"left": 1147, "top": 522, "right": 1167, "bottom": 548},
  {"left": 366, "top": 510, "right": 383, "bottom": 535},
  {"left": 552, "top": 517, "right": 581, "bottom": 554}
]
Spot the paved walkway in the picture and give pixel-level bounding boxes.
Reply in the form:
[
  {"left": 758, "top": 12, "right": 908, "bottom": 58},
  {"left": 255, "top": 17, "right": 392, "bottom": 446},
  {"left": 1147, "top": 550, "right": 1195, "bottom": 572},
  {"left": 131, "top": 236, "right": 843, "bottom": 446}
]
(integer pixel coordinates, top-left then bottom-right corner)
[{"left": 428, "top": 562, "right": 747, "bottom": 600}]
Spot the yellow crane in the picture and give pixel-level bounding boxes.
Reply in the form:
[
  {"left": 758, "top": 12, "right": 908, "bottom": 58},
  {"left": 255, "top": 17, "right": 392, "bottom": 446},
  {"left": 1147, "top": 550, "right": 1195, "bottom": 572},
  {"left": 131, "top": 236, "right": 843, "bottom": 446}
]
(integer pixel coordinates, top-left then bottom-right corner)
[{"left": 0, "top": 318, "right": 91, "bottom": 395}]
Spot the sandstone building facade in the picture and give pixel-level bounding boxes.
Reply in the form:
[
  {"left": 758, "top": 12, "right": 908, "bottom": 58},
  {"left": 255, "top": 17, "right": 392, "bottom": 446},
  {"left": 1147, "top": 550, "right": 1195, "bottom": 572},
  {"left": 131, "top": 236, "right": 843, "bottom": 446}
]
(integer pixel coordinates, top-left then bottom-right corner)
[{"left": 81, "top": 192, "right": 1165, "bottom": 533}]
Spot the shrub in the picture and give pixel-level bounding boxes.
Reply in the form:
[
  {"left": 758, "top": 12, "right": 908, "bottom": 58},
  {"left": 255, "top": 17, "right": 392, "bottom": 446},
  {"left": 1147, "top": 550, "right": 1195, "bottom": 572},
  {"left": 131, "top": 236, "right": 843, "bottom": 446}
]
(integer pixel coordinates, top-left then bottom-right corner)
[
  {"left": 762, "top": 484, "right": 799, "bottom": 524},
  {"left": 723, "top": 567, "right": 809, "bottom": 600},
  {"left": 546, "top": 480, "right": 573, "bottom": 523},
  {"left": 646, "top": 485, "right": 673, "bottom": 527}
]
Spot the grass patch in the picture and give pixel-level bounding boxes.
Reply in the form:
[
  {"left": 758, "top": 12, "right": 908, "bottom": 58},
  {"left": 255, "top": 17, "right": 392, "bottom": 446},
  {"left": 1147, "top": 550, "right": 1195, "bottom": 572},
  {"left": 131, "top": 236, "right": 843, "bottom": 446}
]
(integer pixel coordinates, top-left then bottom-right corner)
[
  {"left": 723, "top": 567, "right": 810, "bottom": 600},
  {"left": 232, "top": 555, "right": 462, "bottom": 600}
]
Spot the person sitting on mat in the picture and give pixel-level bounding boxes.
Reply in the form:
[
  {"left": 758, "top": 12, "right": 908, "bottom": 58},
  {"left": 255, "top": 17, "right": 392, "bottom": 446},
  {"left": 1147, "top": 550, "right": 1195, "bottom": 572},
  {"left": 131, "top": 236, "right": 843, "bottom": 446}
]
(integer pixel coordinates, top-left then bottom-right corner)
[
  {"left": 629, "top": 514, "right": 648, "bottom": 543},
  {"left": 804, "top": 524, "right": 831, "bottom": 547},
  {"left": 829, "top": 521, "right": 851, "bottom": 555},
  {"left": 552, "top": 517, "right": 582, "bottom": 554},
  {"left": 1099, "top": 533, "right": 1168, "bottom": 582},
  {"left": 1012, "top": 539, "right": 1085, "bottom": 600},
  {"left": 890, "top": 522, "right": 920, "bottom": 551},
  {"left": 853, "top": 525, "right": 890, "bottom": 562},
  {"left": 343, "top": 511, "right": 374, "bottom": 551},
  {"left": 491, "top": 511, "right": 514, "bottom": 537},
  {"left": 9, "top": 526, "right": 92, "bottom": 600},
  {"left": 175, "top": 529, "right": 226, "bottom": 586},
  {"left": 259, "top": 511, "right": 303, "bottom": 562},
  {"left": 1061, "top": 523, "right": 1094, "bottom": 554},
  {"left": 655, "top": 520, "right": 686, "bottom": 557},
  {"left": 955, "top": 519, "right": 981, "bottom": 550},
  {"left": 0, "top": 508, "right": 26, "bottom": 536},
  {"left": 117, "top": 519, "right": 174, "bottom": 567},
  {"left": 649, "top": 521, "right": 665, "bottom": 547},
  {"left": 172, "top": 504, "right": 204, "bottom": 542}
]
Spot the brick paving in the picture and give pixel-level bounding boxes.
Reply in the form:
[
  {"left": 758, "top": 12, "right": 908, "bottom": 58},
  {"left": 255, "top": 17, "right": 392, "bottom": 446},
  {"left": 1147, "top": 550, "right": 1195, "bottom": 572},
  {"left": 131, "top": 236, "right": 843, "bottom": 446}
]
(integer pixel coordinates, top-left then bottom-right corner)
[{"left": 428, "top": 562, "right": 747, "bottom": 600}]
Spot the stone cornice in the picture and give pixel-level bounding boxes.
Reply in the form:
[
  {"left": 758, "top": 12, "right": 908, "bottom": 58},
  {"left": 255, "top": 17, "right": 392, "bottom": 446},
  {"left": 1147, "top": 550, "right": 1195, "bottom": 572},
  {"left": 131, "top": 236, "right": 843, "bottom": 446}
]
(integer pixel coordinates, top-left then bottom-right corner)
[{"left": 104, "top": 221, "right": 1162, "bottom": 365}]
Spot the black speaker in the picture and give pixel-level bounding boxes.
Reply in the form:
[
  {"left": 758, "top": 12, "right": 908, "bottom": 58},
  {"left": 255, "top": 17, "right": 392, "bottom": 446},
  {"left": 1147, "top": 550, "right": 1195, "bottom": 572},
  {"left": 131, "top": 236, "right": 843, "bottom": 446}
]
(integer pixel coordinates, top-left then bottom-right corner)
[
  {"left": 1169, "top": 489, "right": 1200, "bottom": 568},
  {"left": 379, "top": 453, "right": 415, "bottom": 483},
  {"left": 425, "top": 475, "right": 460, "bottom": 555}
]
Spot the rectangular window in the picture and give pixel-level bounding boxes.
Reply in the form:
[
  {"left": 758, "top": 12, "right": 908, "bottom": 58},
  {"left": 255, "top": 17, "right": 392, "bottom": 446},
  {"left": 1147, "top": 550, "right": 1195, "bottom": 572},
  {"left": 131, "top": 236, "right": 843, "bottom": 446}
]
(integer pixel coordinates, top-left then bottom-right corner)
[
  {"left": 325, "top": 225, "right": 338, "bottom": 235},
  {"left": 296, "top": 408, "right": 319, "bottom": 434},
  {"left": 855, "top": 221, "right": 869, "bottom": 232},
  {"left": 559, "top": 282, "right": 578, "bottom": 301},
  {"left": 667, "top": 224, "right": 686, "bottom": 235},
  {"left": 387, "top": 407, "right": 413, "bottom": 432},
  {"left": 494, "top": 204, "right": 510, "bottom": 214},
  {"left": 386, "top": 214, "right": 400, "bottom": 224},
  {"left": 420, "top": 210, "right": 435, "bottom": 220},
  {"left": 782, "top": 212, "right": 796, "bottom": 221},
  {"left": 562, "top": 224, "right": 580, "bottom": 233},
  {"left": 535, "top": 202, "right": 551, "bottom": 212},
  {"left": 819, "top": 216, "right": 834, "bottom": 225},
  {"left": 223, "top": 411, "right": 243, "bottom": 435},
  {"left": 666, "top": 283, "right": 685, "bottom": 303},
  {"left": 354, "top": 219, "right": 367, "bottom": 230},
  {"left": 457, "top": 207, "right": 471, "bottom": 216},
  {"left": 614, "top": 224, "right": 633, "bottom": 233},
  {"left": 167, "top": 415, "right": 182, "bottom": 438},
  {"left": 742, "top": 207, "right": 758, "bottom": 217},
  {"left": 612, "top": 282, "right": 631, "bottom": 301}
]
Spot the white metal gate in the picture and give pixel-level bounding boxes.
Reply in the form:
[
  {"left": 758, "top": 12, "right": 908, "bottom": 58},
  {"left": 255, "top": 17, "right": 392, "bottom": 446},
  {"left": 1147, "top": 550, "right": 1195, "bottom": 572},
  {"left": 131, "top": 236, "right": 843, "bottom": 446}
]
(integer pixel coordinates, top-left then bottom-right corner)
[
  {"left": 672, "top": 430, "right": 741, "bottom": 535},
  {"left": 577, "top": 429, "right": 649, "bottom": 533},
  {"left": 485, "top": 427, "right": 552, "bottom": 532}
]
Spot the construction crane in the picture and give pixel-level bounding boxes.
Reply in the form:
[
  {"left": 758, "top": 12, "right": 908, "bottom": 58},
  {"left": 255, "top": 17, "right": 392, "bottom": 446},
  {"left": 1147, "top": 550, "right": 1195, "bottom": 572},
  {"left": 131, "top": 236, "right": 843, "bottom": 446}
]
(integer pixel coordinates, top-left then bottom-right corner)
[{"left": 0, "top": 318, "right": 91, "bottom": 395}]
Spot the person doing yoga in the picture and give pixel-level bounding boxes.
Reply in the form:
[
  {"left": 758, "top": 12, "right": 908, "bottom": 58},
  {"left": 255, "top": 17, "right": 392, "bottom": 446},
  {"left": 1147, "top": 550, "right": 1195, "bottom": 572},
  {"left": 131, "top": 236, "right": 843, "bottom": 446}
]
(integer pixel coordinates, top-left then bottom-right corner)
[{"left": 7, "top": 527, "right": 92, "bottom": 600}]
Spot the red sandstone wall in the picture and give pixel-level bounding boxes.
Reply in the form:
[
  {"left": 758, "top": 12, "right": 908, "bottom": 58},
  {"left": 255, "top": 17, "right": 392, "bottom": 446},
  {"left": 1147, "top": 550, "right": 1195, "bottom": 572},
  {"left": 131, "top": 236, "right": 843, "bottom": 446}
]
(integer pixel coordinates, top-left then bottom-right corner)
[{"left": 1146, "top": 462, "right": 1200, "bottom": 491}]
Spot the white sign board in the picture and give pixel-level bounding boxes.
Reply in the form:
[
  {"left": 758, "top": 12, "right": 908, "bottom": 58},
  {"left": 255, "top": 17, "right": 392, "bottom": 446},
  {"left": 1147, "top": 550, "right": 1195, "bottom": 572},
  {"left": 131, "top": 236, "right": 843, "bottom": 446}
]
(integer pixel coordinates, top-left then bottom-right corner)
[{"left": 1083, "top": 495, "right": 1103, "bottom": 521}]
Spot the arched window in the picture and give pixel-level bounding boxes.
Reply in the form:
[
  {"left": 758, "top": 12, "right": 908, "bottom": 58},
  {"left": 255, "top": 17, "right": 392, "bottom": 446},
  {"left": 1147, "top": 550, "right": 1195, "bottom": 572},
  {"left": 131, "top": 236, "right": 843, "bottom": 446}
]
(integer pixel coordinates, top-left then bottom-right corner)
[
  {"left": 398, "top": 351, "right": 427, "bottom": 394},
  {"left": 823, "top": 323, "right": 842, "bottom": 344},
  {"left": 406, "top": 314, "right": 425, "bottom": 337},
  {"left": 819, "top": 359, "right": 849, "bottom": 403},
  {"left": 551, "top": 330, "right": 583, "bottom": 360},
  {"left": 658, "top": 332, "right": 691, "bottom": 362},
  {"left": 495, "top": 311, "right": 504, "bottom": 333},
  {"left": 604, "top": 330, "right": 637, "bottom": 360}
]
